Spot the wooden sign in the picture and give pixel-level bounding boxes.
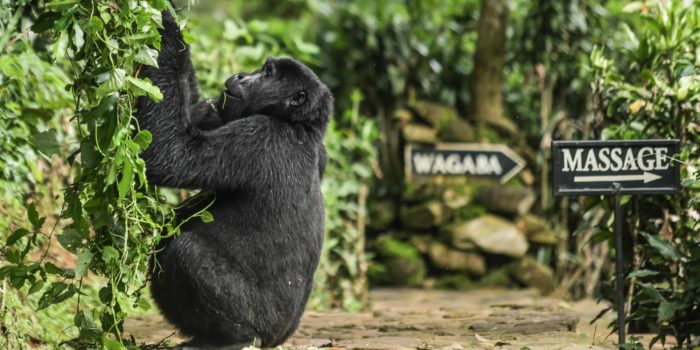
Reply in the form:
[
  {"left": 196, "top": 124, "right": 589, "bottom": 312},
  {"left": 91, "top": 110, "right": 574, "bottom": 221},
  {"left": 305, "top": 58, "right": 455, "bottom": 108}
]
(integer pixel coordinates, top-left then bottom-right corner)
[
  {"left": 405, "top": 143, "right": 525, "bottom": 183},
  {"left": 552, "top": 140, "right": 680, "bottom": 196}
]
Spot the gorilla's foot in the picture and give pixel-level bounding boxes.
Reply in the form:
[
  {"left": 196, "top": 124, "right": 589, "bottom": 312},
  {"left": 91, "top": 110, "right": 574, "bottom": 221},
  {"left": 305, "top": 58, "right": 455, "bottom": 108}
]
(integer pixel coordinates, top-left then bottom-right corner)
[{"left": 174, "top": 337, "right": 261, "bottom": 350}]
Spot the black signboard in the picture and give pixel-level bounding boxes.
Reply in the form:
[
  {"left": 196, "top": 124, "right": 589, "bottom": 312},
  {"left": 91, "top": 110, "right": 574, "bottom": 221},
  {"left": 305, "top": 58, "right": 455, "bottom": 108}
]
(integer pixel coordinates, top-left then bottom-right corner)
[
  {"left": 405, "top": 143, "right": 525, "bottom": 183},
  {"left": 552, "top": 138, "right": 681, "bottom": 345},
  {"left": 552, "top": 140, "right": 680, "bottom": 196}
]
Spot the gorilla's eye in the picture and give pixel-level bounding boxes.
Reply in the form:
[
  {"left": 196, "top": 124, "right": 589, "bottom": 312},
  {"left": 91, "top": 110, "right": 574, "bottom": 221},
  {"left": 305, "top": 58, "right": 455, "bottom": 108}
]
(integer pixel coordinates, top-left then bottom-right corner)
[{"left": 290, "top": 91, "right": 306, "bottom": 106}]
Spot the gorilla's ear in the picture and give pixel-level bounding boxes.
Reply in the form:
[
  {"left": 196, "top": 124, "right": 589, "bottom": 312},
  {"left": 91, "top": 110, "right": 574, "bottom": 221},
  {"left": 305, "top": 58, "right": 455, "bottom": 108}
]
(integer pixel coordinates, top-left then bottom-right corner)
[{"left": 298, "top": 90, "right": 333, "bottom": 124}]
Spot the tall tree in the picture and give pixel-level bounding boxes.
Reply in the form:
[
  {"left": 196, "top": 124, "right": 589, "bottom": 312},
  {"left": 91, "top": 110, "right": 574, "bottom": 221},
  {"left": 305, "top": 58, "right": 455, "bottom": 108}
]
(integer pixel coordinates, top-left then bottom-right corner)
[{"left": 471, "top": 0, "right": 515, "bottom": 134}]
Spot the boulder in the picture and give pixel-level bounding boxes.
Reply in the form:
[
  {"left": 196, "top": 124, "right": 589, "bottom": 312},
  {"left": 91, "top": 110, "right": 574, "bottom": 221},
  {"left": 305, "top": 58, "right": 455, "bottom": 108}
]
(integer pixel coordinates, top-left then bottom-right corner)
[
  {"left": 441, "top": 186, "right": 471, "bottom": 210},
  {"left": 434, "top": 274, "right": 474, "bottom": 290},
  {"left": 368, "top": 200, "right": 397, "bottom": 231},
  {"left": 511, "top": 256, "right": 555, "bottom": 295},
  {"left": 478, "top": 267, "right": 514, "bottom": 288},
  {"left": 474, "top": 185, "right": 535, "bottom": 216},
  {"left": 400, "top": 200, "right": 450, "bottom": 230},
  {"left": 368, "top": 236, "right": 426, "bottom": 287},
  {"left": 394, "top": 108, "right": 413, "bottom": 124},
  {"left": 401, "top": 123, "right": 437, "bottom": 143},
  {"left": 427, "top": 242, "right": 486, "bottom": 276},
  {"left": 448, "top": 214, "right": 528, "bottom": 257},
  {"left": 516, "top": 214, "right": 561, "bottom": 245},
  {"left": 412, "top": 100, "right": 476, "bottom": 142}
]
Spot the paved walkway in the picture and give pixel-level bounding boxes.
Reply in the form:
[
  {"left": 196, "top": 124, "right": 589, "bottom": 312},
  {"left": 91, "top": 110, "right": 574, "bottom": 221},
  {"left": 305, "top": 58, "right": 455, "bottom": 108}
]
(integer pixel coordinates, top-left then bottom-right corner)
[{"left": 125, "top": 289, "right": 620, "bottom": 349}]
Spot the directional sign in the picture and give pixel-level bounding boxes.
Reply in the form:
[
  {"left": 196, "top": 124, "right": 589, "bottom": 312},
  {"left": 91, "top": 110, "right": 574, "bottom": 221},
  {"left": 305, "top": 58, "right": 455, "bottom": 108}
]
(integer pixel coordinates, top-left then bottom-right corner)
[
  {"left": 405, "top": 143, "right": 526, "bottom": 183},
  {"left": 552, "top": 140, "right": 680, "bottom": 196}
]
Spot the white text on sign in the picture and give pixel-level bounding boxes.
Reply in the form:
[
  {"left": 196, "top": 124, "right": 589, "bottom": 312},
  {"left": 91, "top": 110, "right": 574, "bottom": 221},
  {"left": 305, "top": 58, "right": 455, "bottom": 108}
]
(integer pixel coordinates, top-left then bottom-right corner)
[{"left": 561, "top": 147, "right": 669, "bottom": 172}]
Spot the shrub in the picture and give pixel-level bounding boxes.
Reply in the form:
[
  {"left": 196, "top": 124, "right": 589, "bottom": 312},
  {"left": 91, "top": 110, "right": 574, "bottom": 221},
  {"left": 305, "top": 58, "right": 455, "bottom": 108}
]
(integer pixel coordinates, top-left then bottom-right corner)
[{"left": 588, "top": 1, "right": 700, "bottom": 346}]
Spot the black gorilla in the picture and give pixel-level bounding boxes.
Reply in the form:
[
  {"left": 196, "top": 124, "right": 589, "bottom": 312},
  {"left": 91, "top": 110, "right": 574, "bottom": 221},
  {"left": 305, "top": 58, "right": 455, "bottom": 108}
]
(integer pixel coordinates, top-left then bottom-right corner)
[{"left": 135, "top": 10, "right": 331, "bottom": 349}]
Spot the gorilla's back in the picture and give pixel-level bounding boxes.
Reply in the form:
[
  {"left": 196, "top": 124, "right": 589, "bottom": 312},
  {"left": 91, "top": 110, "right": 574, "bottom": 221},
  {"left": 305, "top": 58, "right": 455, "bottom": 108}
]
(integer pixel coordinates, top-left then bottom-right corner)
[{"left": 150, "top": 176, "right": 324, "bottom": 347}]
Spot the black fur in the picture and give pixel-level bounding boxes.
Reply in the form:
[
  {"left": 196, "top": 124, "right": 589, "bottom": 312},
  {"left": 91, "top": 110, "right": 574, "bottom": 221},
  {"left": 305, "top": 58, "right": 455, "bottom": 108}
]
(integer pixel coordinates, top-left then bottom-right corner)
[{"left": 135, "top": 10, "right": 331, "bottom": 349}]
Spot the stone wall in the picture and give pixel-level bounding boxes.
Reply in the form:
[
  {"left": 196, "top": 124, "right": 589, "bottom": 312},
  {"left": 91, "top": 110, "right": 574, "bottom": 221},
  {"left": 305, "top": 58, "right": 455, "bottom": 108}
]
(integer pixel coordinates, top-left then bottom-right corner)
[{"left": 367, "top": 101, "right": 562, "bottom": 294}]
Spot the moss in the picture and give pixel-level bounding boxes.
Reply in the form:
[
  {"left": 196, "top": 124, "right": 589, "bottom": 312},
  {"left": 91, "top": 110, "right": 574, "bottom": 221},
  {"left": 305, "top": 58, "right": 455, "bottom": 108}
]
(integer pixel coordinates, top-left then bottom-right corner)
[
  {"left": 434, "top": 274, "right": 474, "bottom": 290},
  {"left": 370, "top": 236, "right": 426, "bottom": 287},
  {"left": 452, "top": 203, "right": 487, "bottom": 222},
  {"left": 477, "top": 267, "right": 514, "bottom": 288}
]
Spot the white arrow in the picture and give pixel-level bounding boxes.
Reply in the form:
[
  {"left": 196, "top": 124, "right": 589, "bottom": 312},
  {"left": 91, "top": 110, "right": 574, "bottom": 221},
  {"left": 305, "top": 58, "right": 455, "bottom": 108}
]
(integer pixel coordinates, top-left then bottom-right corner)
[{"left": 574, "top": 172, "right": 662, "bottom": 184}]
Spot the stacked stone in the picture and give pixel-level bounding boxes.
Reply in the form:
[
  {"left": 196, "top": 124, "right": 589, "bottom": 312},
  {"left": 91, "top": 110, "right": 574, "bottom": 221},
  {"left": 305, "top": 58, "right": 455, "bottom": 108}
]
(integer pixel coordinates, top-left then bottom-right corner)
[{"left": 367, "top": 101, "right": 562, "bottom": 295}]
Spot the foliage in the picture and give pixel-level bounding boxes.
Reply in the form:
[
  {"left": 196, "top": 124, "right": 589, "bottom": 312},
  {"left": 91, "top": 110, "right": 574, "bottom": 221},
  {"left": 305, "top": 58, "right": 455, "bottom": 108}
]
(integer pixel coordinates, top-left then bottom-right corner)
[
  {"left": 587, "top": 1, "right": 700, "bottom": 346},
  {"left": 1, "top": 0, "right": 179, "bottom": 348},
  {"left": 311, "top": 90, "right": 379, "bottom": 311},
  {"left": 312, "top": 0, "right": 479, "bottom": 113}
]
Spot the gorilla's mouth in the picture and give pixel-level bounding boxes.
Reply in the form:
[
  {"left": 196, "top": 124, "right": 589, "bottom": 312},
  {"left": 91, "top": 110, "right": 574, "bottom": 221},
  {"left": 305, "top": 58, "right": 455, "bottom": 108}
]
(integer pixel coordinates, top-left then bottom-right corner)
[{"left": 217, "top": 89, "right": 248, "bottom": 122}]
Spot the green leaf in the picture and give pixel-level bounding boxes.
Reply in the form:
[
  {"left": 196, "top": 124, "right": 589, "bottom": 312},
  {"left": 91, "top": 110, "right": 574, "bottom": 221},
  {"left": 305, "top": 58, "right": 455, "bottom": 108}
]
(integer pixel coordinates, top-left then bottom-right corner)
[
  {"left": 103, "top": 338, "right": 125, "bottom": 350},
  {"left": 133, "top": 130, "right": 152, "bottom": 151},
  {"left": 134, "top": 47, "right": 159, "bottom": 67},
  {"left": 73, "top": 23, "right": 85, "bottom": 52},
  {"left": 641, "top": 232, "right": 681, "bottom": 260},
  {"left": 6, "top": 228, "right": 30, "bottom": 246},
  {"left": 75, "top": 310, "right": 101, "bottom": 341},
  {"left": 57, "top": 228, "right": 83, "bottom": 253},
  {"left": 118, "top": 160, "right": 133, "bottom": 200},
  {"left": 80, "top": 139, "right": 101, "bottom": 168},
  {"left": 95, "top": 69, "right": 126, "bottom": 99},
  {"left": 199, "top": 210, "right": 214, "bottom": 223},
  {"left": 0, "top": 56, "right": 22, "bottom": 78},
  {"left": 27, "top": 204, "right": 40, "bottom": 228},
  {"left": 137, "top": 297, "right": 151, "bottom": 311},
  {"left": 45, "top": 0, "right": 80, "bottom": 10},
  {"left": 74, "top": 250, "right": 92, "bottom": 277},
  {"left": 28, "top": 280, "right": 44, "bottom": 295},
  {"left": 101, "top": 246, "right": 119, "bottom": 265},
  {"left": 658, "top": 300, "right": 684, "bottom": 322},
  {"left": 126, "top": 76, "right": 163, "bottom": 101},
  {"left": 32, "top": 12, "right": 62, "bottom": 33},
  {"left": 628, "top": 269, "right": 660, "bottom": 279},
  {"left": 31, "top": 130, "right": 60, "bottom": 157}
]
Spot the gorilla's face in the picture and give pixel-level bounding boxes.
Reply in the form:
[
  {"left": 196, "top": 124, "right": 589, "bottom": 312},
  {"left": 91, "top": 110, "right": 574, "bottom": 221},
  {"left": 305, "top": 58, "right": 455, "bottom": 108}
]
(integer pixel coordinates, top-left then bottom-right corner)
[{"left": 217, "top": 57, "right": 332, "bottom": 124}]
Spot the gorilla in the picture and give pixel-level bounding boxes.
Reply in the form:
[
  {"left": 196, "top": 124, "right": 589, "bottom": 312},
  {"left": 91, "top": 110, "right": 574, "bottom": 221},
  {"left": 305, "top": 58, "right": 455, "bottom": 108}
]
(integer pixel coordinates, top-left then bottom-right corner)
[{"left": 134, "top": 10, "right": 332, "bottom": 350}]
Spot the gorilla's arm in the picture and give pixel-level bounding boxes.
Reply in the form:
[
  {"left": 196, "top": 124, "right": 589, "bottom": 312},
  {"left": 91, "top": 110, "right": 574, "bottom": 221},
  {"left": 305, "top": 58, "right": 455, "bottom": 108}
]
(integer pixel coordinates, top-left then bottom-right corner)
[{"left": 136, "top": 11, "right": 280, "bottom": 190}]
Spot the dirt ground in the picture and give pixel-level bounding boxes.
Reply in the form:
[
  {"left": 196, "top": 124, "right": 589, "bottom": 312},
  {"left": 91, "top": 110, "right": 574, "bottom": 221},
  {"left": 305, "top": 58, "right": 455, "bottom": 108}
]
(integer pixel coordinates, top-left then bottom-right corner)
[{"left": 125, "top": 288, "right": 628, "bottom": 349}]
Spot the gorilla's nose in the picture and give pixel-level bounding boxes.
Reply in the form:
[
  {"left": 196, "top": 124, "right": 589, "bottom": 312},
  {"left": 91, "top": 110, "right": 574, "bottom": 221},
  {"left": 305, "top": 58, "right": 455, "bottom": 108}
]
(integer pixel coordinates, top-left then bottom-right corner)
[{"left": 224, "top": 75, "right": 244, "bottom": 98}]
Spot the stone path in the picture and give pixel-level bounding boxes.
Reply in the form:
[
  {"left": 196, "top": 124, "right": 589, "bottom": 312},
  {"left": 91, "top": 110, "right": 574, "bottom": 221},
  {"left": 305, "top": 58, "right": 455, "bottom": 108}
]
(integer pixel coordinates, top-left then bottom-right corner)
[{"left": 125, "top": 288, "right": 622, "bottom": 349}]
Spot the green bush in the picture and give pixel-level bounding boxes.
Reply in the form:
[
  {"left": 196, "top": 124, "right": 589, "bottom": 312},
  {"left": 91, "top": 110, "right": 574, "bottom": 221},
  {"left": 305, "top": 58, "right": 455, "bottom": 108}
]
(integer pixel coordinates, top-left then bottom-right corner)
[{"left": 588, "top": 1, "right": 700, "bottom": 346}]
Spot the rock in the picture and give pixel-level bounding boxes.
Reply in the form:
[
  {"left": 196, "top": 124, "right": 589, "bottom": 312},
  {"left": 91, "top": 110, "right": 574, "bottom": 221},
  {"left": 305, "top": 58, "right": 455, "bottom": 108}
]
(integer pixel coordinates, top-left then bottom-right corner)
[
  {"left": 412, "top": 100, "right": 476, "bottom": 142},
  {"left": 401, "top": 123, "right": 437, "bottom": 143},
  {"left": 441, "top": 186, "right": 471, "bottom": 210},
  {"left": 400, "top": 200, "right": 450, "bottom": 230},
  {"left": 368, "top": 236, "right": 426, "bottom": 287},
  {"left": 427, "top": 242, "right": 486, "bottom": 275},
  {"left": 394, "top": 108, "right": 413, "bottom": 124},
  {"left": 478, "top": 267, "right": 514, "bottom": 288},
  {"left": 516, "top": 214, "right": 561, "bottom": 245},
  {"left": 448, "top": 214, "right": 528, "bottom": 257},
  {"left": 412, "top": 100, "right": 459, "bottom": 126},
  {"left": 368, "top": 200, "right": 397, "bottom": 231},
  {"left": 511, "top": 257, "right": 555, "bottom": 295},
  {"left": 474, "top": 185, "right": 535, "bottom": 216},
  {"left": 410, "top": 235, "right": 431, "bottom": 254},
  {"left": 434, "top": 274, "right": 474, "bottom": 290}
]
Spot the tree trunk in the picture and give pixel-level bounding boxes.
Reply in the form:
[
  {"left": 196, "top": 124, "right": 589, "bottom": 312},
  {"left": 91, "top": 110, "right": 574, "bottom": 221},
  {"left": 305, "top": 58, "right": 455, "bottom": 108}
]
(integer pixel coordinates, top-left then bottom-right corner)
[{"left": 471, "top": 0, "right": 515, "bottom": 134}]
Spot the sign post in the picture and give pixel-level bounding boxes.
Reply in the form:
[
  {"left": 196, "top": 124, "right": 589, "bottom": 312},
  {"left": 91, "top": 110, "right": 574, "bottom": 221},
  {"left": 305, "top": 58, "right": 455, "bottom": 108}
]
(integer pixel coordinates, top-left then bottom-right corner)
[
  {"left": 552, "top": 140, "right": 680, "bottom": 345},
  {"left": 405, "top": 143, "right": 525, "bottom": 183}
]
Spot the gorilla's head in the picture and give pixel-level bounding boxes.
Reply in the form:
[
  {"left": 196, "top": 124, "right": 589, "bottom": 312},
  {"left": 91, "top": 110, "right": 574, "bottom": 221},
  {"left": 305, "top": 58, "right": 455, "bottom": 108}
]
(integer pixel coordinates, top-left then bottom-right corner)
[{"left": 217, "top": 57, "right": 332, "bottom": 124}]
